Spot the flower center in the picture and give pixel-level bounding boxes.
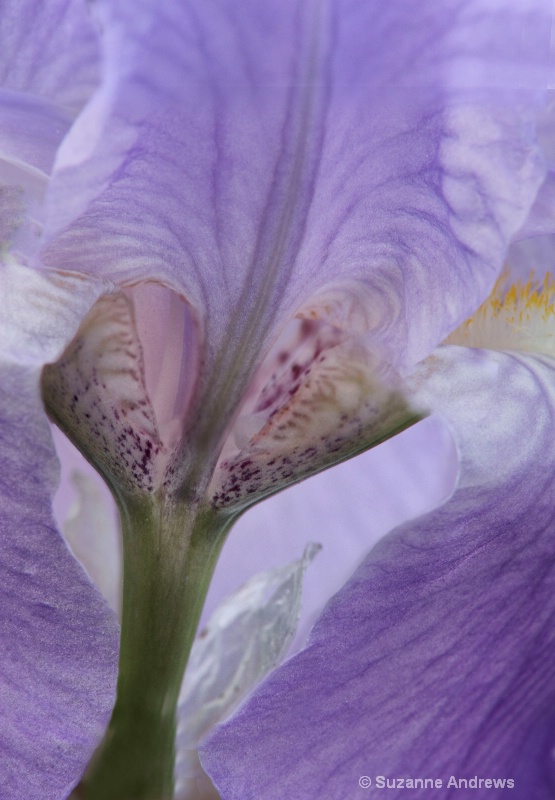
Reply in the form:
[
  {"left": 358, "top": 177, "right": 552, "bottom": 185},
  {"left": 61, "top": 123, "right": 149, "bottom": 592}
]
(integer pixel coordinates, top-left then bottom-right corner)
[
  {"left": 42, "top": 282, "right": 422, "bottom": 509},
  {"left": 446, "top": 269, "right": 555, "bottom": 355}
]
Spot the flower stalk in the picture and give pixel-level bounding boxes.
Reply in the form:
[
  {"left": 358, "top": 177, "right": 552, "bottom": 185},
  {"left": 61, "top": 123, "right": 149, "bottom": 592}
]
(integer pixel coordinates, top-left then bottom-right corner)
[{"left": 77, "top": 493, "right": 232, "bottom": 800}]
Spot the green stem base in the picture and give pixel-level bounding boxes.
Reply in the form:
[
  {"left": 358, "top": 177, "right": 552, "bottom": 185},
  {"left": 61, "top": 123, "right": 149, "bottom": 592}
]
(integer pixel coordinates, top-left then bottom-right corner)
[{"left": 79, "top": 494, "right": 231, "bottom": 800}]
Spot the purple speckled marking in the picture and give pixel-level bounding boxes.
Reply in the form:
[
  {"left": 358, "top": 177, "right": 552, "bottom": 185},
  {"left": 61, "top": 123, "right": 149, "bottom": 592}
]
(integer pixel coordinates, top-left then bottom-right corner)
[{"left": 42, "top": 293, "right": 164, "bottom": 494}]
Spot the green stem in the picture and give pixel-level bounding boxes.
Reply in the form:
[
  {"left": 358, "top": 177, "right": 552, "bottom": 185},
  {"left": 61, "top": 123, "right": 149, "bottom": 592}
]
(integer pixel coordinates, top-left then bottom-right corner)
[{"left": 79, "top": 493, "right": 231, "bottom": 800}]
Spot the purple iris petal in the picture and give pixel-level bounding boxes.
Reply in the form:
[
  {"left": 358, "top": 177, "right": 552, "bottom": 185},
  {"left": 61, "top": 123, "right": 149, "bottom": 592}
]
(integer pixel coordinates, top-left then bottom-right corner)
[
  {"left": 515, "top": 95, "right": 555, "bottom": 239},
  {"left": 1, "top": 0, "right": 552, "bottom": 796},
  {"left": 202, "top": 346, "right": 555, "bottom": 799},
  {"left": 0, "top": 369, "right": 119, "bottom": 800},
  {"left": 0, "top": 92, "right": 73, "bottom": 259},
  {"left": 1, "top": 0, "right": 100, "bottom": 109},
  {"left": 0, "top": 266, "right": 119, "bottom": 800},
  {"left": 0, "top": 92, "right": 72, "bottom": 176},
  {"left": 1, "top": 0, "right": 102, "bottom": 260},
  {"left": 207, "top": 415, "right": 457, "bottom": 651},
  {"left": 43, "top": 0, "right": 549, "bottom": 376},
  {"left": 515, "top": 174, "right": 555, "bottom": 240}
]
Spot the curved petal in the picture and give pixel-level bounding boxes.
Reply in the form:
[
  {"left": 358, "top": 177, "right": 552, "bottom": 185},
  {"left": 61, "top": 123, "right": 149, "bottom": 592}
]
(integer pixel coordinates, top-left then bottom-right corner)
[
  {"left": 206, "top": 414, "right": 457, "bottom": 650},
  {"left": 202, "top": 346, "right": 555, "bottom": 799},
  {"left": 42, "top": 0, "right": 550, "bottom": 381},
  {"left": 0, "top": 3, "right": 101, "bottom": 258},
  {"left": 0, "top": 264, "right": 119, "bottom": 800},
  {"left": 507, "top": 232, "right": 555, "bottom": 280},
  {"left": 0, "top": 91, "right": 71, "bottom": 176},
  {"left": 0, "top": 91, "right": 74, "bottom": 260},
  {"left": 176, "top": 545, "right": 318, "bottom": 795},
  {"left": 514, "top": 171, "right": 555, "bottom": 240},
  {"left": 1, "top": 0, "right": 100, "bottom": 109},
  {"left": 514, "top": 92, "right": 555, "bottom": 239},
  {"left": 62, "top": 468, "right": 122, "bottom": 617}
]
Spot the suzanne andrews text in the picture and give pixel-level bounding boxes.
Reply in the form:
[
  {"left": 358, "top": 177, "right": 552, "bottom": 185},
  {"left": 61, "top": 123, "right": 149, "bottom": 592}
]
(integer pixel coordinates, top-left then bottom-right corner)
[{"left": 374, "top": 776, "right": 514, "bottom": 789}]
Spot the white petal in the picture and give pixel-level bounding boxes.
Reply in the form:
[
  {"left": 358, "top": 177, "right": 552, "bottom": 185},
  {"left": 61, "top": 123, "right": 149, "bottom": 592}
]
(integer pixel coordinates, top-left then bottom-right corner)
[{"left": 175, "top": 545, "right": 319, "bottom": 792}]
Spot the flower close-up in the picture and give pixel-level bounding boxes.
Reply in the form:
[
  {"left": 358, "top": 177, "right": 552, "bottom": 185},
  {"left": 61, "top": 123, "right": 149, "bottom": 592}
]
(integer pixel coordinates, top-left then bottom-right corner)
[{"left": 1, "top": 1, "right": 554, "bottom": 799}]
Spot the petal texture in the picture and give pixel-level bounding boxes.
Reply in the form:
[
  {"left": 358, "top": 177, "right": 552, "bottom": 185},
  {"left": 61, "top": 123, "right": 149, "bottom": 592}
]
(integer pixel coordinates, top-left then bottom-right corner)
[
  {"left": 1, "top": 0, "right": 100, "bottom": 109},
  {"left": 62, "top": 469, "right": 122, "bottom": 617},
  {"left": 43, "top": 0, "right": 550, "bottom": 388},
  {"left": 202, "top": 346, "right": 555, "bottom": 799},
  {"left": 0, "top": 91, "right": 73, "bottom": 259},
  {"left": 1, "top": 3, "right": 101, "bottom": 257},
  {"left": 517, "top": 92, "right": 555, "bottom": 238},
  {"left": 0, "top": 265, "right": 119, "bottom": 800},
  {"left": 176, "top": 545, "right": 318, "bottom": 795},
  {"left": 206, "top": 414, "right": 457, "bottom": 651}
]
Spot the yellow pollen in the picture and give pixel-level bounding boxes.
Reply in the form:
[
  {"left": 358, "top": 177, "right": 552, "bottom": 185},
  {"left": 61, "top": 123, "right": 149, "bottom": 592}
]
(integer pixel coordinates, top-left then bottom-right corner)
[{"left": 445, "top": 269, "right": 555, "bottom": 355}]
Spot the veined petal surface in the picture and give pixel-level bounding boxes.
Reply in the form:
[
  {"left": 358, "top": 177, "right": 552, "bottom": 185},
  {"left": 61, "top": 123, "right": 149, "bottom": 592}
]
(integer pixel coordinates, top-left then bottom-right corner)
[
  {"left": 0, "top": 90, "right": 72, "bottom": 177},
  {"left": 43, "top": 0, "right": 550, "bottom": 395},
  {"left": 202, "top": 346, "right": 555, "bottom": 799},
  {"left": 0, "top": 0, "right": 100, "bottom": 109},
  {"left": 175, "top": 545, "right": 318, "bottom": 797},
  {"left": 0, "top": 264, "right": 119, "bottom": 800},
  {"left": 0, "top": 91, "right": 74, "bottom": 259},
  {"left": 0, "top": 0, "right": 101, "bottom": 260},
  {"left": 515, "top": 92, "right": 555, "bottom": 239},
  {"left": 207, "top": 414, "right": 457, "bottom": 650}
]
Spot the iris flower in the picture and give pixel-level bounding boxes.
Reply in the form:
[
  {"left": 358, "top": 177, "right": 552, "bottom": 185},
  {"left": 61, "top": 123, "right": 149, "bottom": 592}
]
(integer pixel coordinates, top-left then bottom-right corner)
[{"left": 1, "top": 1, "right": 553, "bottom": 799}]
